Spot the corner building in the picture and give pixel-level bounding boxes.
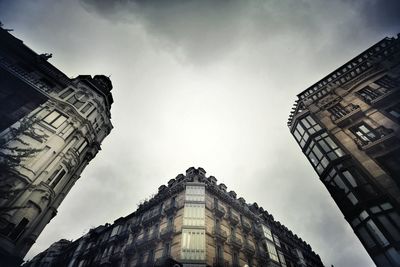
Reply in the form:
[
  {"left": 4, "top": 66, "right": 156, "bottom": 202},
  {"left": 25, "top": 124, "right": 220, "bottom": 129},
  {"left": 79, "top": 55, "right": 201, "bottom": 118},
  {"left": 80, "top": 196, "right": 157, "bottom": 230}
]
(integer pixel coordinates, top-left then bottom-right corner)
[
  {"left": 25, "top": 167, "right": 324, "bottom": 267},
  {"left": 288, "top": 35, "right": 400, "bottom": 266},
  {"left": 0, "top": 27, "right": 113, "bottom": 265}
]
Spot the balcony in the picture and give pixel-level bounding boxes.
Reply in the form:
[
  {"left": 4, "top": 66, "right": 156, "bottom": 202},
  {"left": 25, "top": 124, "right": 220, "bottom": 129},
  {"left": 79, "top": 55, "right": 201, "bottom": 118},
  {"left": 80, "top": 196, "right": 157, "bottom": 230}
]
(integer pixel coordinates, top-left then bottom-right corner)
[
  {"left": 228, "top": 235, "right": 242, "bottom": 249},
  {"left": 241, "top": 220, "right": 251, "bottom": 233},
  {"left": 253, "top": 226, "right": 263, "bottom": 240},
  {"left": 228, "top": 211, "right": 239, "bottom": 225},
  {"left": 213, "top": 204, "right": 226, "bottom": 218},
  {"left": 330, "top": 104, "right": 363, "bottom": 127},
  {"left": 164, "top": 201, "right": 178, "bottom": 215},
  {"left": 134, "top": 232, "right": 159, "bottom": 251},
  {"left": 160, "top": 226, "right": 175, "bottom": 240},
  {"left": 142, "top": 210, "right": 163, "bottom": 226},
  {"left": 243, "top": 241, "right": 255, "bottom": 255},
  {"left": 354, "top": 126, "right": 397, "bottom": 154},
  {"left": 212, "top": 226, "right": 228, "bottom": 242},
  {"left": 358, "top": 87, "right": 398, "bottom": 107}
]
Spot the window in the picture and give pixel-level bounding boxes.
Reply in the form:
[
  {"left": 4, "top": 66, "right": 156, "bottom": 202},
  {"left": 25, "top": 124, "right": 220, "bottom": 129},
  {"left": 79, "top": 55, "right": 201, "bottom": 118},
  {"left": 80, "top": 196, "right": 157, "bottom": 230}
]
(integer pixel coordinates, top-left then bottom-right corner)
[
  {"left": 329, "top": 104, "right": 348, "bottom": 120},
  {"left": 266, "top": 240, "right": 279, "bottom": 262},
  {"left": 350, "top": 123, "right": 378, "bottom": 143},
  {"left": 273, "top": 234, "right": 281, "bottom": 247},
  {"left": 67, "top": 92, "right": 88, "bottom": 109},
  {"left": 185, "top": 185, "right": 205, "bottom": 201},
  {"left": 233, "top": 252, "right": 239, "bottom": 267},
  {"left": 323, "top": 168, "right": 359, "bottom": 205},
  {"left": 352, "top": 205, "right": 400, "bottom": 249},
  {"left": 9, "top": 218, "right": 29, "bottom": 240},
  {"left": 59, "top": 88, "right": 74, "bottom": 99},
  {"left": 181, "top": 229, "right": 205, "bottom": 260},
  {"left": 76, "top": 140, "right": 88, "bottom": 154},
  {"left": 50, "top": 169, "right": 66, "bottom": 189},
  {"left": 110, "top": 225, "right": 120, "bottom": 237},
  {"left": 385, "top": 103, "right": 400, "bottom": 122},
  {"left": 43, "top": 110, "right": 68, "bottom": 128},
  {"left": 217, "top": 244, "right": 223, "bottom": 263},
  {"left": 375, "top": 75, "right": 399, "bottom": 90},
  {"left": 183, "top": 203, "right": 205, "bottom": 226},
  {"left": 163, "top": 242, "right": 171, "bottom": 257},
  {"left": 261, "top": 225, "right": 273, "bottom": 240},
  {"left": 293, "top": 115, "right": 322, "bottom": 148},
  {"left": 81, "top": 102, "right": 93, "bottom": 114},
  {"left": 278, "top": 251, "right": 287, "bottom": 267},
  {"left": 305, "top": 132, "right": 344, "bottom": 174}
]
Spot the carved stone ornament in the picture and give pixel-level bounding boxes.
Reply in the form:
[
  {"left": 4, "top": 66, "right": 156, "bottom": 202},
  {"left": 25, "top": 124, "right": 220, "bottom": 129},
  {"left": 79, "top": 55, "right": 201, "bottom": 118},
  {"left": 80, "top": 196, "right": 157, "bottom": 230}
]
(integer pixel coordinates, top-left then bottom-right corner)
[{"left": 317, "top": 93, "right": 341, "bottom": 109}]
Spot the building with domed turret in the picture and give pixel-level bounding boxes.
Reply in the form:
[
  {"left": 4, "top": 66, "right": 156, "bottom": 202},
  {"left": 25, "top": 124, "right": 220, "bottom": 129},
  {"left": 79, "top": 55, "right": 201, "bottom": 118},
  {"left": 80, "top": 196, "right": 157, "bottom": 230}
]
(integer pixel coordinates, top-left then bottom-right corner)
[
  {"left": 25, "top": 167, "right": 324, "bottom": 267},
  {"left": 0, "top": 26, "right": 114, "bottom": 266}
]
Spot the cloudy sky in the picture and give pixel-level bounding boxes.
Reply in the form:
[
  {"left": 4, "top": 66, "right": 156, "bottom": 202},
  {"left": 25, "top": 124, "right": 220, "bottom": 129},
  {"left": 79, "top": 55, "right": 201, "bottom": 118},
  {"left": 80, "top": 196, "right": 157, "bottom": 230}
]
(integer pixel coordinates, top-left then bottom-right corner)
[{"left": 1, "top": 0, "right": 400, "bottom": 266}]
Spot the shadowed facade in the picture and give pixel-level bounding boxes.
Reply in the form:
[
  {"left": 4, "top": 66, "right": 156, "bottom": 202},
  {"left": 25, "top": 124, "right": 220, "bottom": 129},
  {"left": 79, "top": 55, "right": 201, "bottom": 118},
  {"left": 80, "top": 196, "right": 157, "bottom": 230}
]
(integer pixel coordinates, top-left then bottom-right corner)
[{"left": 288, "top": 35, "right": 400, "bottom": 266}]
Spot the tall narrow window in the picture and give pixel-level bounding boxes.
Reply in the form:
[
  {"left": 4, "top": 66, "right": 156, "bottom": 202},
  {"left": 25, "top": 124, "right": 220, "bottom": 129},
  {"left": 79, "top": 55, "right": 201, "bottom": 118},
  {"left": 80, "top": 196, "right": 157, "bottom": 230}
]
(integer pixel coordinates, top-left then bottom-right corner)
[
  {"left": 350, "top": 123, "right": 378, "bottom": 143},
  {"left": 81, "top": 102, "right": 93, "bottom": 114},
  {"left": 181, "top": 229, "right": 206, "bottom": 260},
  {"left": 59, "top": 88, "right": 74, "bottom": 99},
  {"left": 233, "top": 252, "right": 239, "bottom": 267},
  {"left": 183, "top": 203, "right": 205, "bottom": 226},
  {"left": 163, "top": 242, "right": 171, "bottom": 257},
  {"left": 50, "top": 169, "right": 66, "bottom": 189},
  {"left": 43, "top": 110, "right": 68, "bottom": 128},
  {"left": 9, "top": 218, "right": 29, "bottom": 240}
]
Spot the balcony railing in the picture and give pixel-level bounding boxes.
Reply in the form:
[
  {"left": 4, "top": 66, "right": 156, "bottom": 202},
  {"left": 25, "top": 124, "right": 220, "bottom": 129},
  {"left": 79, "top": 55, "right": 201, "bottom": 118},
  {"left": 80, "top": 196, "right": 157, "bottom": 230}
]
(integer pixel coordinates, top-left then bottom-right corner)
[
  {"left": 253, "top": 226, "right": 263, "bottom": 240},
  {"left": 358, "top": 87, "right": 397, "bottom": 107},
  {"left": 228, "top": 235, "right": 242, "bottom": 249},
  {"left": 142, "top": 210, "right": 163, "bottom": 226},
  {"left": 160, "top": 226, "right": 175, "bottom": 240},
  {"left": 228, "top": 211, "right": 239, "bottom": 225},
  {"left": 354, "top": 126, "right": 397, "bottom": 154},
  {"left": 164, "top": 201, "right": 178, "bottom": 215},
  {"left": 330, "top": 104, "right": 363, "bottom": 127},
  {"left": 243, "top": 241, "right": 255, "bottom": 255},
  {"left": 212, "top": 226, "right": 228, "bottom": 242},
  {"left": 134, "top": 232, "right": 159, "bottom": 250},
  {"left": 213, "top": 204, "right": 226, "bottom": 218}
]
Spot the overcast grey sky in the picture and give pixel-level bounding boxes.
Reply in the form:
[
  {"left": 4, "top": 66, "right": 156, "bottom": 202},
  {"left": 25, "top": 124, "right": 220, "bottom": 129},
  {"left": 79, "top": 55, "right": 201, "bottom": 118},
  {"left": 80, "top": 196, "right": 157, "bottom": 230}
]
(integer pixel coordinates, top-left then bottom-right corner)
[{"left": 1, "top": 0, "right": 399, "bottom": 266}]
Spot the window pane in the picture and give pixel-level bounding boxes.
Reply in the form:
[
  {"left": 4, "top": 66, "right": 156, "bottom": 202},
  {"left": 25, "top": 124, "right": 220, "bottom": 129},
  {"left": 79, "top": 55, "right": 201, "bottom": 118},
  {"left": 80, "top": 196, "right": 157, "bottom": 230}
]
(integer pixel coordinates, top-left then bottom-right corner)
[
  {"left": 52, "top": 114, "right": 67, "bottom": 128},
  {"left": 358, "top": 226, "right": 376, "bottom": 248},
  {"left": 378, "top": 215, "right": 400, "bottom": 241},
  {"left": 59, "top": 88, "right": 73, "bottom": 99},
  {"left": 366, "top": 220, "right": 389, "bottom": 247},
  {"left": 43, "top": 110, "right": 60, "bottom": 124}
]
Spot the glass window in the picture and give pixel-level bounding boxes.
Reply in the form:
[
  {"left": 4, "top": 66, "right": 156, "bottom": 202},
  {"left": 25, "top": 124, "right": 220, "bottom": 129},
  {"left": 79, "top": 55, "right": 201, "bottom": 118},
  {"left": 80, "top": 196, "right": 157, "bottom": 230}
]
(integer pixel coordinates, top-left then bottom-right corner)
[
  {"left": 261, "top": 225, "right": 273, "bottom": 240},
  {"left": 273, "top": 234, "right": 281, "bottom": 247},
  {"left": 43, "top": 110, "right": 68, "bottom": 128},
  {"left": 185, "top": 185, "right": 205, "bottom": 201},
  {"left": 292, "top": 115, "right": 321, "bottom": 148},
  {"left": 366, "top": 220, "right": 389, "bottom": 247},
  {"left": 278, "top": 251, "right": 287, "bottom": 267},
  {"left": 266, "top": 241, "right": 279, "bottom": 262},
  {"left": 59, "top": 88, "right": 74, "bottom": 99},
  {"left": 181, "top": 229, "right": 205, "bottom": 260},
  {"left": 183, "top": 203, "right": 205, "bottom": 226},
  {"left": 110, "top": 225, "right": 120, "bottom": 237},
  {"left": 358, "top": 226, "right": 376, "bottom": 248},
  {"left": 81, "top": 103, "right": 93, "bottom": 114}
]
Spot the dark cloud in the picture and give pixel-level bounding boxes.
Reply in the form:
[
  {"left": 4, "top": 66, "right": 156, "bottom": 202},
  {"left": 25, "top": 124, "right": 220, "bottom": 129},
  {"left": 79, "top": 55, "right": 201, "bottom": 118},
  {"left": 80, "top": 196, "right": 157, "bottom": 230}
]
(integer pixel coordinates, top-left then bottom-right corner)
[
  {"left": 80, "top": 0, "right": 399, "bottom": 65},
  {"left": 0, "top": 1, "right": 394, "bottom": 266}
]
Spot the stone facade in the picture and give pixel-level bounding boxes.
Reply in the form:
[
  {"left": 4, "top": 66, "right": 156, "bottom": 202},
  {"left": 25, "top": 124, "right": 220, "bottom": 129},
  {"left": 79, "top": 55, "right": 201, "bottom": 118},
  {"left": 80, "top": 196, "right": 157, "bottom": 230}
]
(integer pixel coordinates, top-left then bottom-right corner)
[
  {"left": 0, "top": 27, "right": 114, "bottom": 265},
  {"left": 25, "top": 167, "right": 324, "bottom": 267},
  {"left": 288, "top": 35, "right": 400, "bottom": 266}
]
